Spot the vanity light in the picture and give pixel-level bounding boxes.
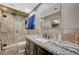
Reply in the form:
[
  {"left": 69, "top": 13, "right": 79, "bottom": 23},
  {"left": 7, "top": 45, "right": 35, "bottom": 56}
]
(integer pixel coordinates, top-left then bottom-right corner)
[
  {"left": 25, "top": 8, "right": 30, "bottom": 13},
  {"left": 2, "top": 7, "right": 7, "bottom": 11}
]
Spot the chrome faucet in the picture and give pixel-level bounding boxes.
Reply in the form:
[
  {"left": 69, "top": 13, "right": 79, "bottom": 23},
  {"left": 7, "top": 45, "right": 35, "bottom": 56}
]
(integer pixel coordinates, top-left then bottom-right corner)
[{"left": 43, "top": 34, "right": 49, "bottom": 39}]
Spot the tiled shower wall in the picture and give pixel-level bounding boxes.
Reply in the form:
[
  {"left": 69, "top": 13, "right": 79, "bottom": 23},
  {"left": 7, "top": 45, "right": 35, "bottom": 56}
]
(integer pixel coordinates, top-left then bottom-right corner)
[
  {"left": 0, "top": 12, "right": 27, "bottom": 45},
  {"left": 63, "top": 28, "right": 79, "bottom": 44}
]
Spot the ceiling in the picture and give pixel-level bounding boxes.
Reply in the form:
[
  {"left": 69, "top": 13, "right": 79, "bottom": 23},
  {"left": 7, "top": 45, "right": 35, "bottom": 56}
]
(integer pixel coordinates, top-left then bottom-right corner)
[{"left": 0, "top": 3, "right": 39, "bottom": 13}]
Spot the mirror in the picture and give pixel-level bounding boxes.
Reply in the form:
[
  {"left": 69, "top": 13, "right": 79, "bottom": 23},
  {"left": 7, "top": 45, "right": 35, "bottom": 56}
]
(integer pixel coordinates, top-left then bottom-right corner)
[
  {"left": 41, "top": 4, "right": 61, "bottom": 40},
  {"left": 41, "top": 12, "right": 61, "bottom": 30}
]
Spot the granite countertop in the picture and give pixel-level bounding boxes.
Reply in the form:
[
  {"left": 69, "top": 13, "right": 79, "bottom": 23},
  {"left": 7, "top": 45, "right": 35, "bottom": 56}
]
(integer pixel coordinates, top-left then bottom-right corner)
[{"left": 26, "top": 35, "right": 79, "bottom": 55}]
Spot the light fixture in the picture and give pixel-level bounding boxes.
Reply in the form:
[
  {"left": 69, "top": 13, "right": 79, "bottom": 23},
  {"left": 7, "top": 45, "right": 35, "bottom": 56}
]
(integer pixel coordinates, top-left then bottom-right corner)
[
  {"left": 2, "top": 7, "right": 7, "bottom": 11},
  {"left": 25, "top": 8, "right": 30, "bottom": 13}
]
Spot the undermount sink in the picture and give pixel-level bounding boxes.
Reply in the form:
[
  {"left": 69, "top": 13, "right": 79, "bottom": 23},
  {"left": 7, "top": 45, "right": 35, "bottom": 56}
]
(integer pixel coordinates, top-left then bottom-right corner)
[
  {"left": 35, "top": 36, "right": 60, "bottom": 44},
  {"left": 49, "top": 39, "right": 60, "bottom": 44},
  {"left": 35, "top": 38, "right": 49, "bottom": 43}
]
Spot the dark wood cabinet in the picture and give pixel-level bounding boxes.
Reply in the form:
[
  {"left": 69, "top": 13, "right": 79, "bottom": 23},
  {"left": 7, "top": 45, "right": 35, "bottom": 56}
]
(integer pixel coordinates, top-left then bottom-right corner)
[
  {"left": 37, "top": 46, "right": 46, "bottom": 55},
  {"left": 26, "top": 38, "right": 53, "bottom": 55},
  {"left": 29, "top": 42, "right": 37, "bottom": 55},
  {"left": 36, "top": 46, "right": 52, "bottom": 55}
]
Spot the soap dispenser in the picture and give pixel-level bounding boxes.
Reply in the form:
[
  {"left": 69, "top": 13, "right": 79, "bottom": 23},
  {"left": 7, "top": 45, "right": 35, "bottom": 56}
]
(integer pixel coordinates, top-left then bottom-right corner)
[{"left": 58, "top": 34, "right": 62, "bottom": 43}]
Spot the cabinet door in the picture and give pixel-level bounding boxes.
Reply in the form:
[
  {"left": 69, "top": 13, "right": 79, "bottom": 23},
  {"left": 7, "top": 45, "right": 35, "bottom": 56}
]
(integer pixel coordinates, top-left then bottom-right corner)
[
  {"left": 29, "top": 42, "right": 37, "bottom": 55},
  {"left": 37, "top": 46, "right": 52, "bottom": 55},
  {"left": 29, "top": 42, "right": 34, "bottom": 55},
  {"left": 26, "top": 39, "right": 37, "bottom": 55},
  {"left": 33, "top": 44, "right": 37, "bottom": 55},
  {"left": 37, "top": 47, "right": 46, "bottom": 55},
  {"left": 26, "top": 39, "right": 30, "bottom": 55}
]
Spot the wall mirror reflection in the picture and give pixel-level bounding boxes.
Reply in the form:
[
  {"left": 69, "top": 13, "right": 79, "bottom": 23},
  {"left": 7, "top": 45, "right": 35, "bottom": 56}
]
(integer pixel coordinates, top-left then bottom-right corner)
[
  {"left": 51, "top": 17, "right": 60, "bottom": 28},
  {"left": 41, "top": 12, "right": 61, "bottom": 30},
  {"left": 41, "top": 4, "right": 61, "bottom": 41}
]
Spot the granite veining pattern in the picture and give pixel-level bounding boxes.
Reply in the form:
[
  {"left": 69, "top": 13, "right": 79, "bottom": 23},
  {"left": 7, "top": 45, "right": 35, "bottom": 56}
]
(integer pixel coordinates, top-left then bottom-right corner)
[{"left": 26, "top": 35, "right": 79, "bottom": 55}]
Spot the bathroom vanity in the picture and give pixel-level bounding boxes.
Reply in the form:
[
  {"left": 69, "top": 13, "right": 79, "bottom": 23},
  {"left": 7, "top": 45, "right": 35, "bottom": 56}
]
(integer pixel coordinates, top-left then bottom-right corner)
[
  {"left": 26, "top": 35, "right": 79, "bottom": 55},
  {"left": 26, "top": 35, "right": 53, "bottom": 55}
]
